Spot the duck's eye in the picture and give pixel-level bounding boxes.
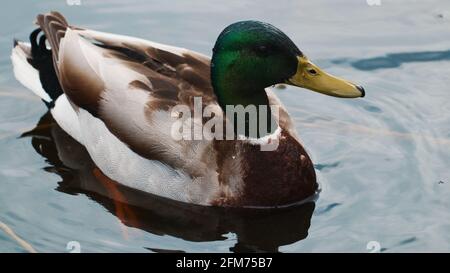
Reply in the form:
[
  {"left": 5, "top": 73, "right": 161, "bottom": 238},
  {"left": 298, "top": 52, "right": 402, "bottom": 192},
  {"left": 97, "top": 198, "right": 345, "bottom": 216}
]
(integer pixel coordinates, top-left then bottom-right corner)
[
  {"left": 254, "top": 45, "right": 269, "bottom": 55},
  {"left": 307, "top": 68, "right": 318, "bottom": 75}
]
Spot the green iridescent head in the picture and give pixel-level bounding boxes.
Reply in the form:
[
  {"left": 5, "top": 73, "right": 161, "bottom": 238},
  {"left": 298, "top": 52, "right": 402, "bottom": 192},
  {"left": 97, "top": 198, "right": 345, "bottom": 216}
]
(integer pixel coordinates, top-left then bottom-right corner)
[
  {"left": 211, "top": 21, "right": 301, "bottom": 108},
  {"left": 211, "top": 20, "right": 364, "bottom": 109}
]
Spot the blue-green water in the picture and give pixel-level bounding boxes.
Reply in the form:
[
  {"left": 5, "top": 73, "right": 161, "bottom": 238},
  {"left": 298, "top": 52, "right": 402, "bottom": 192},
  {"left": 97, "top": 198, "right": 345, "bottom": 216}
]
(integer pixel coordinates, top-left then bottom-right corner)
[{"left": 1, "top": 0, "right": 450, "bottom": 252}]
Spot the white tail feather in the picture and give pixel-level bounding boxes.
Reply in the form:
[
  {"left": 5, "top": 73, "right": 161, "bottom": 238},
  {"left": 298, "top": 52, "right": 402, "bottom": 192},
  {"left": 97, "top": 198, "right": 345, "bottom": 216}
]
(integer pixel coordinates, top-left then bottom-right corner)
[
  {"left": 11, "top": 42, "right": 52, "bottom": 102},
  {"left": 11, "top": 41, "right": 83, "bottom": 146}
]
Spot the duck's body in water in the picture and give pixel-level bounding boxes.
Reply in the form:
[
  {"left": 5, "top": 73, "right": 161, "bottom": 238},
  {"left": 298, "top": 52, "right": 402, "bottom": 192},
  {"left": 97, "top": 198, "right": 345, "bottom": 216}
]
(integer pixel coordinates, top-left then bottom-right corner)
[{"left": 11, "top": 12, "right": 364, "bottom": 207}]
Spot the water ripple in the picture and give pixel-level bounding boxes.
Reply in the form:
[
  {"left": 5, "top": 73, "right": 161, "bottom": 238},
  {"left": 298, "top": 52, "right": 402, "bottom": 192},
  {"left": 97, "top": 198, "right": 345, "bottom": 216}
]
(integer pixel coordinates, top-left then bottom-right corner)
[{"left": 332, "top": 49, "right": 450, "bottom": 71}]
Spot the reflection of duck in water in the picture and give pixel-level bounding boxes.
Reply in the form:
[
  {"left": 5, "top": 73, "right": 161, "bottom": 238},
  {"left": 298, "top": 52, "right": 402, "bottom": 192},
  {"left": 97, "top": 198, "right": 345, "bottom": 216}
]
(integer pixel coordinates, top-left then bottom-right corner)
[
  {"left": 12, "top": 12, "right": 363, "bottom": 207},
  {"left": 22, "top": 112, "right": 316, "bottom": 252}
]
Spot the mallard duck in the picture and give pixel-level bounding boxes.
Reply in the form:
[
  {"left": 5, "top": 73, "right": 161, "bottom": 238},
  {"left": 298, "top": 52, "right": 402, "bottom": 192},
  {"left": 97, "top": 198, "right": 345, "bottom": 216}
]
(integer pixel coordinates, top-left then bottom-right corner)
[{"left": 11, "top": 12, "right": 364, "bottom": 208}]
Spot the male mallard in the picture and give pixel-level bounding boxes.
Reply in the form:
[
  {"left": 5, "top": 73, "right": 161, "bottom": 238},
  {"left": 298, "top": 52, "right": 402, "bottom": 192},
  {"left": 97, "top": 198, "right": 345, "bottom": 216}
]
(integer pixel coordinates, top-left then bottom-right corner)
[{"left": 11, "top": 12, "right": 364, "bottom": 207}]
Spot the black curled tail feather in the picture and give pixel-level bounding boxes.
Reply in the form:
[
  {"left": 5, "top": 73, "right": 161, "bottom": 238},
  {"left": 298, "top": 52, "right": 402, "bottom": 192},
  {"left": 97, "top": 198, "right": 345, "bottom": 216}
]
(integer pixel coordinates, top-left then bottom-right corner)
[
  {"left": 28, "top": 27, "right": 63, "bottom": 105},
  {"left": 26, "top": 11, "right": 70, "bottom": 106}
]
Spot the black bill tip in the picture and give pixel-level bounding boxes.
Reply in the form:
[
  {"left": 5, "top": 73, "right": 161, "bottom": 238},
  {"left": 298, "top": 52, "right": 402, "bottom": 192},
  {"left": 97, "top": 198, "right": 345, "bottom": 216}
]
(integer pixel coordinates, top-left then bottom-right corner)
[{"left": 356, "top": 85, "right": 365, "bottom": 97}]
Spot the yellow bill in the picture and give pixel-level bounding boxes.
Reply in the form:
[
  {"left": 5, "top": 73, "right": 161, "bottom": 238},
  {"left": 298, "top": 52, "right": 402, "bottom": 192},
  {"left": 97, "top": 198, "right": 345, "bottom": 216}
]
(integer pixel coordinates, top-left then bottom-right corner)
[{"left": 287, "top": 56, "right": 365, "bottom": 98}]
